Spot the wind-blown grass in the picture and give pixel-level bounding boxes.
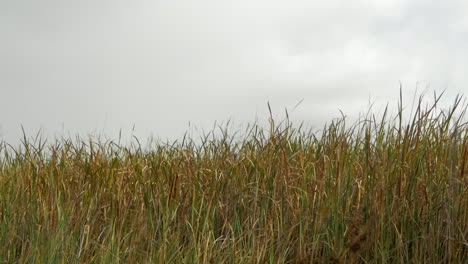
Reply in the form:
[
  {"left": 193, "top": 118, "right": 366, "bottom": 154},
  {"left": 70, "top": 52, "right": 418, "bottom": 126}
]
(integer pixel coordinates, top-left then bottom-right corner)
[{"left": 0, "top": 93, "right": 467, "bottom": 263}]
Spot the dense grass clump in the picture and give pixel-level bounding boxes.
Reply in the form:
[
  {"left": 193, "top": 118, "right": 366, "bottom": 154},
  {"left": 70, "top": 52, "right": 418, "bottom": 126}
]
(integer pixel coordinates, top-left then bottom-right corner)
[{"left": 0, "top": 93, "right": 467, "bottom": 263}]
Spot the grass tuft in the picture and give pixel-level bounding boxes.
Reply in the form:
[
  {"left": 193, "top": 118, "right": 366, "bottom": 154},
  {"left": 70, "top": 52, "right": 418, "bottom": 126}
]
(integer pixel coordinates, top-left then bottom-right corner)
[{"left": 0, "top": 92, "right": 467, "bottom": 263}]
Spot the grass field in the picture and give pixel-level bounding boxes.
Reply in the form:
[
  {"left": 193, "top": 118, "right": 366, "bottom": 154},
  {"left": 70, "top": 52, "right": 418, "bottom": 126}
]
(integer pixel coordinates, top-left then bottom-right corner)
[{"left": 0, "top": 93, "right": 467, "bottom": 263}]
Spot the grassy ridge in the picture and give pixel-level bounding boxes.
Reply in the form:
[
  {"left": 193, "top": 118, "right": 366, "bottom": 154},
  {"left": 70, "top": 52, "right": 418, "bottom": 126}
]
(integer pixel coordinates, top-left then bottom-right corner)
[{"left": 0, "top": 94, "right": 467, "bottom": 263}]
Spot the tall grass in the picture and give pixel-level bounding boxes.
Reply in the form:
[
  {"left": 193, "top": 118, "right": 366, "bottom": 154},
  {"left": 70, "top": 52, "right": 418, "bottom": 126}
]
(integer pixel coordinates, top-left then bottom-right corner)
[{"left": 0, "top": 93, "right": 467, "bottom": 263}]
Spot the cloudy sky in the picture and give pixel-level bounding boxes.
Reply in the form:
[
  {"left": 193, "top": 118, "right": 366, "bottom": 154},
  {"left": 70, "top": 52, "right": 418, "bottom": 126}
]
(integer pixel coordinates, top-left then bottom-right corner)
[{"left": 1, "top": 0, "right": 467, "bottom": 144}]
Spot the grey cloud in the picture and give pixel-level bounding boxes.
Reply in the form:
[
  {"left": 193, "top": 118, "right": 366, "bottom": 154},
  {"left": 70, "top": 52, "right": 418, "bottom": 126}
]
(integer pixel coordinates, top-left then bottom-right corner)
[{"left": 0, "top": 0, "right": 466, "bottom": 144}]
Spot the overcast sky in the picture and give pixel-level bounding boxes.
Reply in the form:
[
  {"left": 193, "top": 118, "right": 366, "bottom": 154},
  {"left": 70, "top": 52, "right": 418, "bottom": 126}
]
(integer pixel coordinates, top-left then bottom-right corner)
[{"left": 1, "top": 0, "right": 467, "bottom": 144}]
